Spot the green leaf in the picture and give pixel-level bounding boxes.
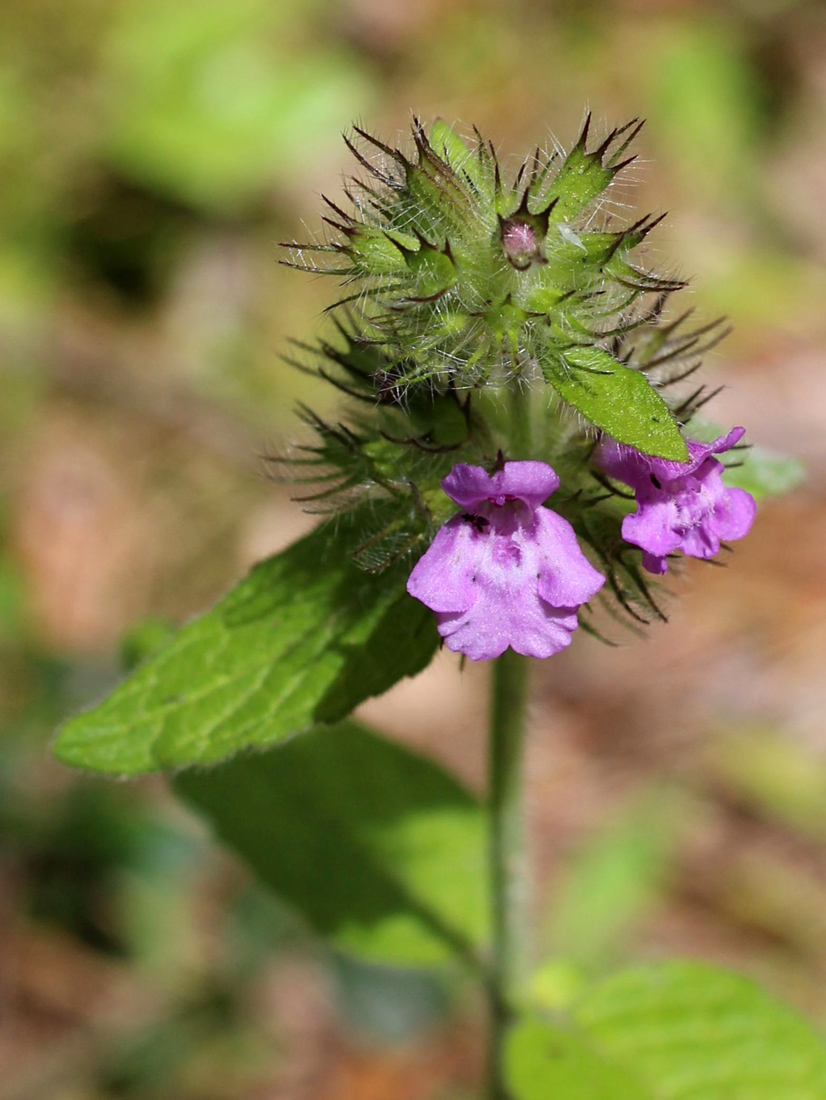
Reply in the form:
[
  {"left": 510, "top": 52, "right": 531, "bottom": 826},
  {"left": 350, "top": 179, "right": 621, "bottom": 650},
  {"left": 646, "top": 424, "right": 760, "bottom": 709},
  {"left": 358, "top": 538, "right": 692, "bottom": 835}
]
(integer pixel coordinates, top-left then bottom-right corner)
[
  {"left": 507, "top": 1017, "right": 652, "bottom": 1100},
  {"left": 574, "top": 962, "right": 826, "bottom": 1099},
  {"left": 120, "top": 616, "right": 177, "bottom": 673},
  {"left": 54, "top": 521, "right": 438, "bottom": 776},
  {"left": 511, "top": 966, "right": 826, "bottom": 1099},
  {"left": 542, "top": 345, "right": 688, "bottom": 461},
  {"left": 175, "top": 721, "right": 485, "bottom": 966}
]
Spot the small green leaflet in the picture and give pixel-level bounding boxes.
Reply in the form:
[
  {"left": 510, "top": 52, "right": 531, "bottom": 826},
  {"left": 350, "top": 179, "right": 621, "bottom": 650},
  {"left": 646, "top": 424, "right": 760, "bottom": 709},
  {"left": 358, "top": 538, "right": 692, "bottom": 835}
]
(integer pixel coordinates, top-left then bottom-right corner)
[
  {"left": 175, "top": 721, "right": 486, "bottom": 967},
  {"left": 542, "top": 345, "right": 689, "bottom": 462},
  {"left": 54, "top": 521, "right": 439, "bottom": 776}
]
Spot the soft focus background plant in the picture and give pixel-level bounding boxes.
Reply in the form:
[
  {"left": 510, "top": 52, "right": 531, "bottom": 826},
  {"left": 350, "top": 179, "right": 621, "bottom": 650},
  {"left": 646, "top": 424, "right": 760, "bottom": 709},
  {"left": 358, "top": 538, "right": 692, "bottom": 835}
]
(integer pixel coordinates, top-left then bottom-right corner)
[{"left": 1, "top": 0, "right": 825, "bottom": 1097}]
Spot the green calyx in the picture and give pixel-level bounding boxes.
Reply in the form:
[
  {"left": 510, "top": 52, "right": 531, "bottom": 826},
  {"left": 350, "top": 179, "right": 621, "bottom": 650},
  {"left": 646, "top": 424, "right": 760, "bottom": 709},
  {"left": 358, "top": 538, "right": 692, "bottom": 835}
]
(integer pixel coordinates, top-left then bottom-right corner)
[
  {"left": 271, "top": 115, "right": 770, "bottom": 635},
  {"left": 283, "top": 115, "right": 731, "bottom": 462}
]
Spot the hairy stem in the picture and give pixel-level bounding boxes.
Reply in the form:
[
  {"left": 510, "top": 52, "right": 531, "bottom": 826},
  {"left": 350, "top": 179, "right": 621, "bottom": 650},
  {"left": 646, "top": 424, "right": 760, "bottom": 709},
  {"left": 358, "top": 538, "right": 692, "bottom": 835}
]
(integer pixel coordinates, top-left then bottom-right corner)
[{"left": 487, "top": 649, "right": 531, "bottom": 1099}]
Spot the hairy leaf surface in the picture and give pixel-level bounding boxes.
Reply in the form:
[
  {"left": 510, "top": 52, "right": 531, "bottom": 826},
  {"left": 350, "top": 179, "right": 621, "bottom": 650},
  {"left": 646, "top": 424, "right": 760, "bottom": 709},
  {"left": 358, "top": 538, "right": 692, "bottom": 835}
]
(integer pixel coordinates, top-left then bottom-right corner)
[
  {"left": 543, "top": 345, "right": 688, "bottom": 461},
  {"left": 55, "top": 522, "right": 438, "bottom": 775}
]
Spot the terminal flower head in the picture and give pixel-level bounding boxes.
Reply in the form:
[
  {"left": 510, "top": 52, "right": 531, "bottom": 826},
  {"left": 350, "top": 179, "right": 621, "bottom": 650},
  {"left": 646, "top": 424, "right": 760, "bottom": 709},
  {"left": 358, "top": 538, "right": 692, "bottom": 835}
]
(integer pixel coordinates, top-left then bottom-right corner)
[
  {"left": 407, "top": 461, "right": 605, "bottom": 661},
  {"left": 596, "top": 427, "right": 757, "bottom": 574}
]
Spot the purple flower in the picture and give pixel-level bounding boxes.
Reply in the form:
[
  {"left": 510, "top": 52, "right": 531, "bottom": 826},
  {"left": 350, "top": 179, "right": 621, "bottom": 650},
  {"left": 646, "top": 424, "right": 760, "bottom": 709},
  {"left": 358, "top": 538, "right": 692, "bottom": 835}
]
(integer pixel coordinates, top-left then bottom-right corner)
[
  {"left": 406, "top": 461, "right": 605, "bottom": 661},
  {"left": 596, "top": 427, "right": 757, "bottom": 575}
]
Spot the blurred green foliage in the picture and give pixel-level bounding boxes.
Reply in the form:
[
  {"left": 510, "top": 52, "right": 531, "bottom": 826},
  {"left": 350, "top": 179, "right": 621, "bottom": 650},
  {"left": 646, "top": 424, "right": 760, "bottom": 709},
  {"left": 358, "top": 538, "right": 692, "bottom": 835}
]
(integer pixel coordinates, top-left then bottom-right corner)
[
  {"left": 511, "top": 963, "right": 826, "bottom": 1099},
  {"left": 2, "top": 0, "right": 825, "bottom": 1095},
  {"left": 101, "top": 0, "right": 372, "bottom": 213},
  {"left": 177, "top": 721, "right": 485, "bottom": 967},
  {"left": 544, "top": 789, "right": 685, "bottom": 975}
]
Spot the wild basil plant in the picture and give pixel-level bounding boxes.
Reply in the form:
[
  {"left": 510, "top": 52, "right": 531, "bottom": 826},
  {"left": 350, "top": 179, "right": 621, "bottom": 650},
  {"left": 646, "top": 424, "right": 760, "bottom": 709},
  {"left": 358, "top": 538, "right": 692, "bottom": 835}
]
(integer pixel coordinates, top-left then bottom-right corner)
[{"left": 55, "top": 119, "right": 819, "bottom": 1099}]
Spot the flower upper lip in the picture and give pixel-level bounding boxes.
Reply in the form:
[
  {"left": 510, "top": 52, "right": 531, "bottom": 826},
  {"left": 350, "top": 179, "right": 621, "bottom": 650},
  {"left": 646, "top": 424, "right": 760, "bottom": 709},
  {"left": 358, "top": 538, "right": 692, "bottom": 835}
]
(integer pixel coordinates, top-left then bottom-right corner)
[{"left": 442, "top": 461, "right": 560, "bottom": 511}]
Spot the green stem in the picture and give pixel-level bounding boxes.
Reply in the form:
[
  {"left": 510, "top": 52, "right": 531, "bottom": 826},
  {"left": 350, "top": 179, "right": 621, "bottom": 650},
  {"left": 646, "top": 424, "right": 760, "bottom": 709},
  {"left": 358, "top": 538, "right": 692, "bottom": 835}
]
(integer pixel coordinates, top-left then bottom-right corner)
[
  {"left": 484, "top": 376, "right": 534, "bottom": 1097},
  {"left": 487, "top": 649, "right": 530, "bottom": 1099}
]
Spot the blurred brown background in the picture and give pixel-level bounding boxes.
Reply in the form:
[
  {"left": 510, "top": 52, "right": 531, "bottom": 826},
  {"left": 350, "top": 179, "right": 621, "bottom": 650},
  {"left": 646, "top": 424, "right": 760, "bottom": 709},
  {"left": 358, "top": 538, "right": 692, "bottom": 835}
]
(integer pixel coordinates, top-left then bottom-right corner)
[{"left": 2, "top": 0, "right": 826, "bottom": 1096}]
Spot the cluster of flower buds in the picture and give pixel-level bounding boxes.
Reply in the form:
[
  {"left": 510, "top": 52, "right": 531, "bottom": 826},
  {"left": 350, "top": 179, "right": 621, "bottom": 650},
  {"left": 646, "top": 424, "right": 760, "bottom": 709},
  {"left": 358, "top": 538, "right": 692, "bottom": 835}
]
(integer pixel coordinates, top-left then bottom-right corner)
[{"left": 281, "top": 117, "right": 756, "bottom": 660}]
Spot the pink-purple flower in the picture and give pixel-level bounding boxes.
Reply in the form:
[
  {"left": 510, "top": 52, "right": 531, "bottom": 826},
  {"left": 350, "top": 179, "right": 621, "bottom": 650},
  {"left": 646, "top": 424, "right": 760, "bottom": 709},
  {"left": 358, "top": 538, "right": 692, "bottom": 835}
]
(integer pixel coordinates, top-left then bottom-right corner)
[
  {"left": 596, "top": 427, "right": 757, "bottom": 574},
  {"left": 407, "top": 461, "right": 605, "bottom": 661}
]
